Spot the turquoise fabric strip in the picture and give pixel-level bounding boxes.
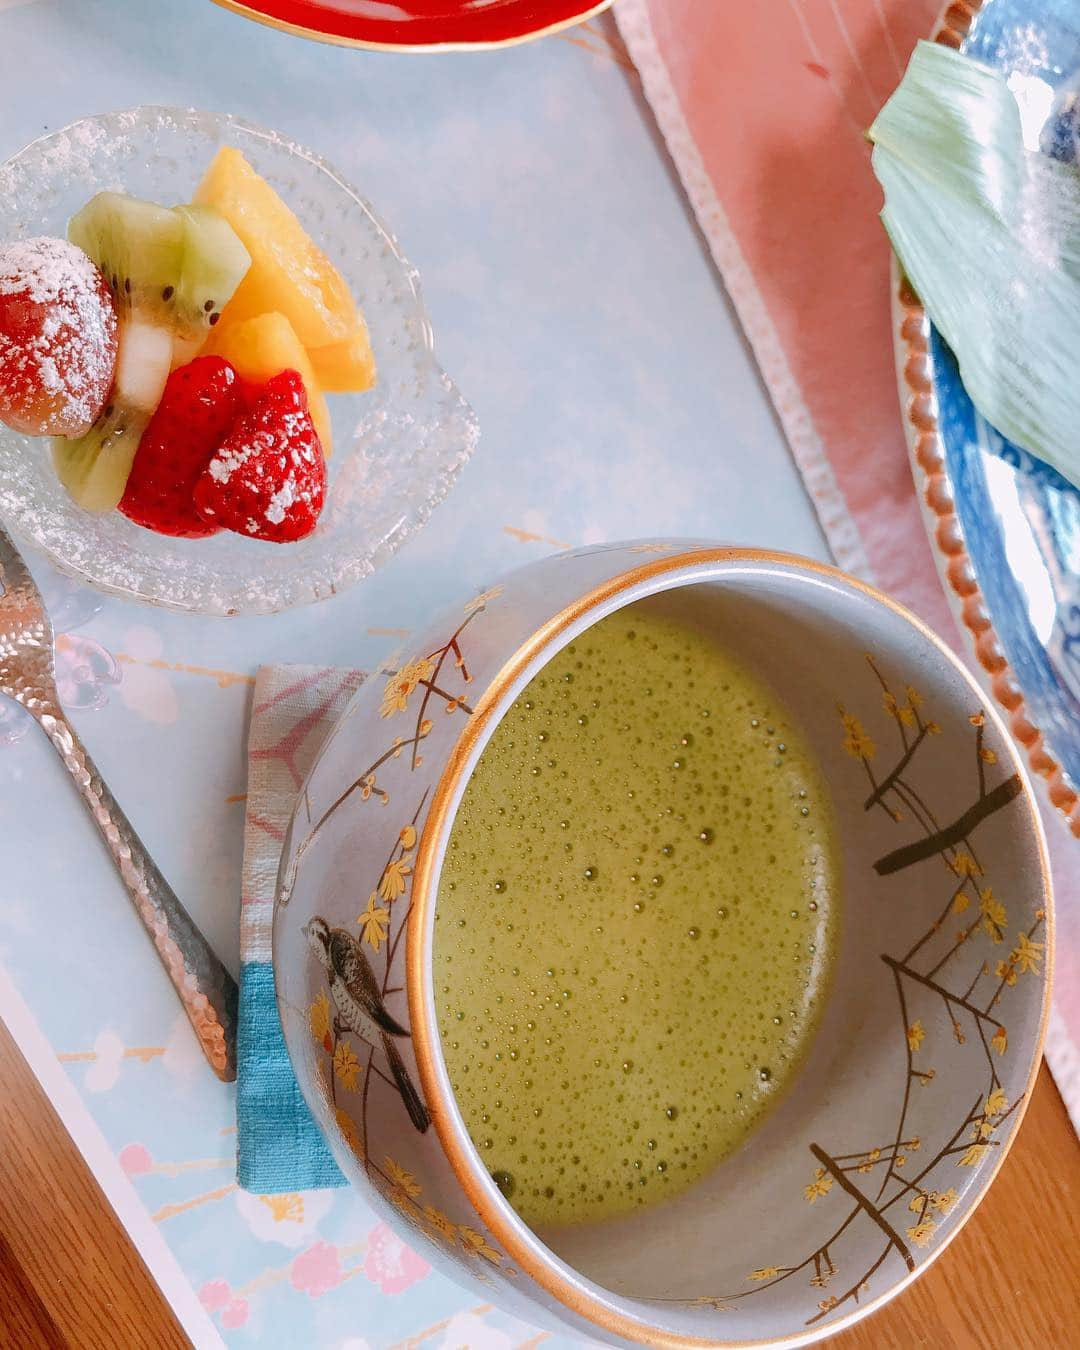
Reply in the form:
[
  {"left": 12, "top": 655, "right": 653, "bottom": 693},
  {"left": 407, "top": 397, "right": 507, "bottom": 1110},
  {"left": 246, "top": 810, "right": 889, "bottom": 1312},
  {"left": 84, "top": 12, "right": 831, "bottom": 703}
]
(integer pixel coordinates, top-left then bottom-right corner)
[{"left": 237, "top": 961, "right": 345, "bottom": 1193}]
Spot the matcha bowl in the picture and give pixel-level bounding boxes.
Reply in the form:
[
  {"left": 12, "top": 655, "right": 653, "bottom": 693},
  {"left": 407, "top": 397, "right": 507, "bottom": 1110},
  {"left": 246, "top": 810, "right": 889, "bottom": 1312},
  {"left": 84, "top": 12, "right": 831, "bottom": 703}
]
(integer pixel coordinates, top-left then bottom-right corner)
[{"left": 273, "top": 541, "right": 1052, "bottom": 1347}]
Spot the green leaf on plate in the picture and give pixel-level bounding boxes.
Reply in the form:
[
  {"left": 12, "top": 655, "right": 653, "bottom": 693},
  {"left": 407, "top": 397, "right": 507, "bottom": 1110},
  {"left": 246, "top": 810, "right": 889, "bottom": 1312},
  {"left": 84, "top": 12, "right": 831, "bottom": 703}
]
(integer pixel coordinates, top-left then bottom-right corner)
[{"left": 869, "top": 40, "right": 1080, "bottom": 487}]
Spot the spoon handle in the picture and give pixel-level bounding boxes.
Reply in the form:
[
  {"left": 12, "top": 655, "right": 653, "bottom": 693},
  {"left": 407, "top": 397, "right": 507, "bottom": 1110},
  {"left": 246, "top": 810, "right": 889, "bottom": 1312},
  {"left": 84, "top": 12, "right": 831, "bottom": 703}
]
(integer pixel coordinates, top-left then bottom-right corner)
[{"left": 37, "top": 709, "right": 238, "bottom": 1082}]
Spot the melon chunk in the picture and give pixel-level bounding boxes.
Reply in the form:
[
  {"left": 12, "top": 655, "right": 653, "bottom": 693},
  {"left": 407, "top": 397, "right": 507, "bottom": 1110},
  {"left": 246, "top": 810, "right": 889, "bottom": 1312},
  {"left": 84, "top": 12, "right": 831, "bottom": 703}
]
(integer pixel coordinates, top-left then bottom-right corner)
[
  {"left": 194, "top": 147, "right": 358, "bottom": 350},
  {"left": 307, "top": 320, "right": 377, "bottom": 394},
  {"left": 202, "top": 310, "right": 332, "bottom": 455}
]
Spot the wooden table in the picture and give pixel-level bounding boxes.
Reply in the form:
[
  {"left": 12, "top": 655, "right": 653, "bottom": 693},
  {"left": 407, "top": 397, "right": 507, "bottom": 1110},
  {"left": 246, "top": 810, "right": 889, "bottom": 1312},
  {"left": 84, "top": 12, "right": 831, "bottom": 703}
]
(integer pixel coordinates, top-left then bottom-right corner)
[{"left": 1, "top": 1015, "right": 1076, "bottom": 1348}]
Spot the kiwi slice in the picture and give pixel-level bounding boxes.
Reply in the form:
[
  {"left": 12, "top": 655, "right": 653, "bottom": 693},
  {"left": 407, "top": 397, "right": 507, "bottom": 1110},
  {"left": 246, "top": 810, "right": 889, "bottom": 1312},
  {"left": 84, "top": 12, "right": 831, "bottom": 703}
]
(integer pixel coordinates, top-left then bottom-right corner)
[
  {"left": 170, "top": 204, "right": 251, "bottom": 361},
  {"left": 52, "top": 319, "right": 172, "bottom": 511},
  {"left": 55, "top": 193, "right": 250, "bottom": 510},
  {"left": 68, "top": 192, "right": 250, "bottom": 356}
]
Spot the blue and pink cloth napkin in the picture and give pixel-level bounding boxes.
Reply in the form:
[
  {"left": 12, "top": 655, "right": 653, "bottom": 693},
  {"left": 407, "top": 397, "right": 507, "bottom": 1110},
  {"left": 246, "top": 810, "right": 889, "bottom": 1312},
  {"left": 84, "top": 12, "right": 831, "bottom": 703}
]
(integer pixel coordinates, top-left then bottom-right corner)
[{"left": 237, "top": 665, "right": 365, "bottom": 1192}]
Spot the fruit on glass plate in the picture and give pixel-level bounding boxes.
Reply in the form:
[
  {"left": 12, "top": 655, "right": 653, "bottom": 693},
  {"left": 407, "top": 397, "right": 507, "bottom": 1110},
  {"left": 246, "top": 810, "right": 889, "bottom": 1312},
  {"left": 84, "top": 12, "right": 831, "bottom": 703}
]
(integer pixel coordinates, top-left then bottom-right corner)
[
  {"left": 202, "top": 309, "right": 332, "bottom": 454},
  {"left": 194, "top": 146, "right": 376, "bottom": 392},
  {"left": 120, "top": 355, "right": 242, "bottom": 538},
  {"left": 2, "top": 142, "right": 377, "bottom": 543},
  {"left": 193, "top": 368, "right": 326, "bottom": 543},
  {"left": 0, "top": 237, "right": 117, "bottom": 437},
  {"left": 55, "top": 193, "right": 251, "bottom": 510}
]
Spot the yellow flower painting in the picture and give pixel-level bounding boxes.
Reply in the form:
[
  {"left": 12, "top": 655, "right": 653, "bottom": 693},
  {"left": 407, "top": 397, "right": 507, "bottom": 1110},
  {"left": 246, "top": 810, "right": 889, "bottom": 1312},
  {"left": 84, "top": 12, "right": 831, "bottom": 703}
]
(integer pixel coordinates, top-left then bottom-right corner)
[
  {"left": 1010, "top": 931, "right": 1043, "bottom": 976},
  {"left": 804, "top": 1168, "right": 834, "bottom": 1203},
  {"left": 883, "top": 690, "right": 916, "bottom": 727},
  {"left": 379, "top": 857, "right": 412, "bottom": 902},
  {"left": 333, "top": 1040, "right": 362, "bottom": 1091},
  {"left": 380, "top": 657, "right": 435, "bottom": 718},
  {"left": 951, "top": 851, "right": 982, "bottom": 879},
  {"left": 839, "top": 709, "right": 875, "bottom": 760},
  {"left": 423, "top": 1205, "right": 457, "bottom": 1241},
  {"left": 309, "top": 991, "right": 332, "bottom": 1045},
  {"left": 358, "top": 892, "right": 391, "bottom": 952},
  {"left": 385, "top": 1157, "right": 421, "bottom": 1198},
  {"left": 459, "top": 1226, "right": 502, "bottom": 1264},
  {"left": 906, "top": 1219, "right": 936, "bottom": 1247},
  {"left": 985, "top": 1087, "right": 1008, "bottom": 1117},
  {"left": 979, "top": 888, "right": 1008, "bottom": 943}
]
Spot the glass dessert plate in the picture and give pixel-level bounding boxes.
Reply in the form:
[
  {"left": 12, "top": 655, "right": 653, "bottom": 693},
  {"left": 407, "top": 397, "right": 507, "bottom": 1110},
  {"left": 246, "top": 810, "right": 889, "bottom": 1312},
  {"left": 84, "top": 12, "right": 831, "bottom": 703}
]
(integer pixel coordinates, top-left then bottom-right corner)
[{"left": 0, "top": 107, "right": 478, "bottom": 616}]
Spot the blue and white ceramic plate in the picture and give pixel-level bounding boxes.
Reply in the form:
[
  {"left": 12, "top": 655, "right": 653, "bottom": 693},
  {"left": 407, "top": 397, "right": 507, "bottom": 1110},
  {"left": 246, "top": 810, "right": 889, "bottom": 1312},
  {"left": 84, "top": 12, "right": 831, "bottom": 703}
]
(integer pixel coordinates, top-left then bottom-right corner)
[{"left": 894, "top": 0, "right": 1080, "bottom": 838}]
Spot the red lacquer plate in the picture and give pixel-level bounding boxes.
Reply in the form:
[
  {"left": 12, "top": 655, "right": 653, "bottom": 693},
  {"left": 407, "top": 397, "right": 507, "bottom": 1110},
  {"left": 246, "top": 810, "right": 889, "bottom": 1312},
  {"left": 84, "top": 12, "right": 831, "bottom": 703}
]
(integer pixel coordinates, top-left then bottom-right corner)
[{"left": 212, "top": 0, "right": 613, "bottom": 50}]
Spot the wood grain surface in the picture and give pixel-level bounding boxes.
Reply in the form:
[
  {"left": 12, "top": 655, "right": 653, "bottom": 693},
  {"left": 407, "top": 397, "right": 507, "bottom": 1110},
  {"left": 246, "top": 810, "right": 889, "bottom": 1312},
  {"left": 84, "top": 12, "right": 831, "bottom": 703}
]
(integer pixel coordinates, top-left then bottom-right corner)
[
  {"left": 0, "top": 1014, "right": 187, "bottom": 1350},
  {"left": 0, "top": 1036, "right": 1076, "bottom": 1349}
]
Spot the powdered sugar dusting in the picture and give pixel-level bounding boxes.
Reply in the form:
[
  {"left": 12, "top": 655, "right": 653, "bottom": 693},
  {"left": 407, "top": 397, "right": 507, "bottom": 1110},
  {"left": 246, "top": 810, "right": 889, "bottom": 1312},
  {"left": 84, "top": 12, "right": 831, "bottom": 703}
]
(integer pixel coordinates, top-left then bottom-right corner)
[
  {"left": 0, "top": 236, "right": 100, "bottom": 304},
  {"left": 195, "top": 371, "right": 326, "bottom": 542},
  {"left": 265, "top": 478, "right": 297, "bottom": 525},
  {"left": 0, "top": 236, "right": 117, "bottom": 436},
  {"left": 207, "top": 431, "right": 268, "bottom": 485},
  {"left": 37, "top": 355, "right": 61, "bottom": 393}
]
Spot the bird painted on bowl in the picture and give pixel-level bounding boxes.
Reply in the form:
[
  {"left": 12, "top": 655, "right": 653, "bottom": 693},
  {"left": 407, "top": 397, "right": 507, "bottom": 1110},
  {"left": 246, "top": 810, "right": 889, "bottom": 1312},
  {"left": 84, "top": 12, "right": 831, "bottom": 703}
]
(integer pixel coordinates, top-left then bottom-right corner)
[{"left": 303, "top": 916, "right": 430, "bottom": 1133}]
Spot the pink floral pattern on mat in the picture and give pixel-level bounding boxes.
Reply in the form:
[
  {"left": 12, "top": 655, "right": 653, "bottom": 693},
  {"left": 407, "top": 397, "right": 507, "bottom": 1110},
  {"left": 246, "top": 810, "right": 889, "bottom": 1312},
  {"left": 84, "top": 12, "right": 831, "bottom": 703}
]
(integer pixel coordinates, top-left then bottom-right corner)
[
  {"left": 364, "top": 1222, "right": 431, "bottom": 1295},
  {"left": 221, "top": 1298, "right": 251, "bottom": 1330},
  {"left": 291, "top": 1240, "right": 344, "bottom": 1297},
  {"left": 199, "top": 1279, "right": 233, "bottom": 1312},
  {"left": 119, "top": 1143, "right": 153, "bottom": 1175},
  {"left": 615, "top": 0, "right": 1079, "bottom": 1133}
]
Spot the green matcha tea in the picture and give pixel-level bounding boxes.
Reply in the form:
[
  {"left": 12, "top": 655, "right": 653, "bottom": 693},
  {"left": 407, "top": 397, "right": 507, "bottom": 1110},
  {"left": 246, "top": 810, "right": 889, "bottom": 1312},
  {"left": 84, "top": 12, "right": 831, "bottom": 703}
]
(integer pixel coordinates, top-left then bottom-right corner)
[{"left": 434, "top": 603, "right": 838, "bottom": 1229}]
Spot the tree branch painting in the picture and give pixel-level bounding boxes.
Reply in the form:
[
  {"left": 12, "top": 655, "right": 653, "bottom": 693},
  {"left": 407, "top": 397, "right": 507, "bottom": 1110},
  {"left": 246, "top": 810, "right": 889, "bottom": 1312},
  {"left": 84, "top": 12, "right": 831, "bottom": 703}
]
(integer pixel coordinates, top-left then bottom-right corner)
[
  {"left": 662, "top": 656, "right": 1045, "bottom": 1328},
  {"left": 297, "top": 588, "right": 517, "bottom": 1276}
]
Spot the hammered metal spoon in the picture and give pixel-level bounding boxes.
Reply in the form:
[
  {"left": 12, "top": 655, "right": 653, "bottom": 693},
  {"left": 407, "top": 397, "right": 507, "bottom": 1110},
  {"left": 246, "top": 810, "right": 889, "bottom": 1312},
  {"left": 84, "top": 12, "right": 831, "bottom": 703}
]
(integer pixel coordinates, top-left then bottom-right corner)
[{"left": 0, "top": 526, "right": 237, "bottom": 1081}]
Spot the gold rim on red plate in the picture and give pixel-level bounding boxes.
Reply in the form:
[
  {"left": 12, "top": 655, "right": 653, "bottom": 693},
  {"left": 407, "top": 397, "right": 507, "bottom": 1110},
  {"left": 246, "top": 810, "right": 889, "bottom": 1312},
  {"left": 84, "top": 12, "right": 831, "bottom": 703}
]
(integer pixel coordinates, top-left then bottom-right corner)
[{"left": 210, "top": 0, "right": 614, "bottom": 54}]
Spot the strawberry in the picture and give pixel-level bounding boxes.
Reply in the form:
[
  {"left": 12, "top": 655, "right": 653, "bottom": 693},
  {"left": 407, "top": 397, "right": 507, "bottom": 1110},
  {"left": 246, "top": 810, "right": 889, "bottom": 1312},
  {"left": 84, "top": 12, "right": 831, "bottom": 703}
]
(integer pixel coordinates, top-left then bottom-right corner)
[
  {"left": 193, "top": 369, "right": 325, "bottom": 543},
  {"left": 120, "top": 356, "right": 242, "bottom": 537},
  {"left": 0, "top": 237, "right": 117, "bottom": 438}
]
